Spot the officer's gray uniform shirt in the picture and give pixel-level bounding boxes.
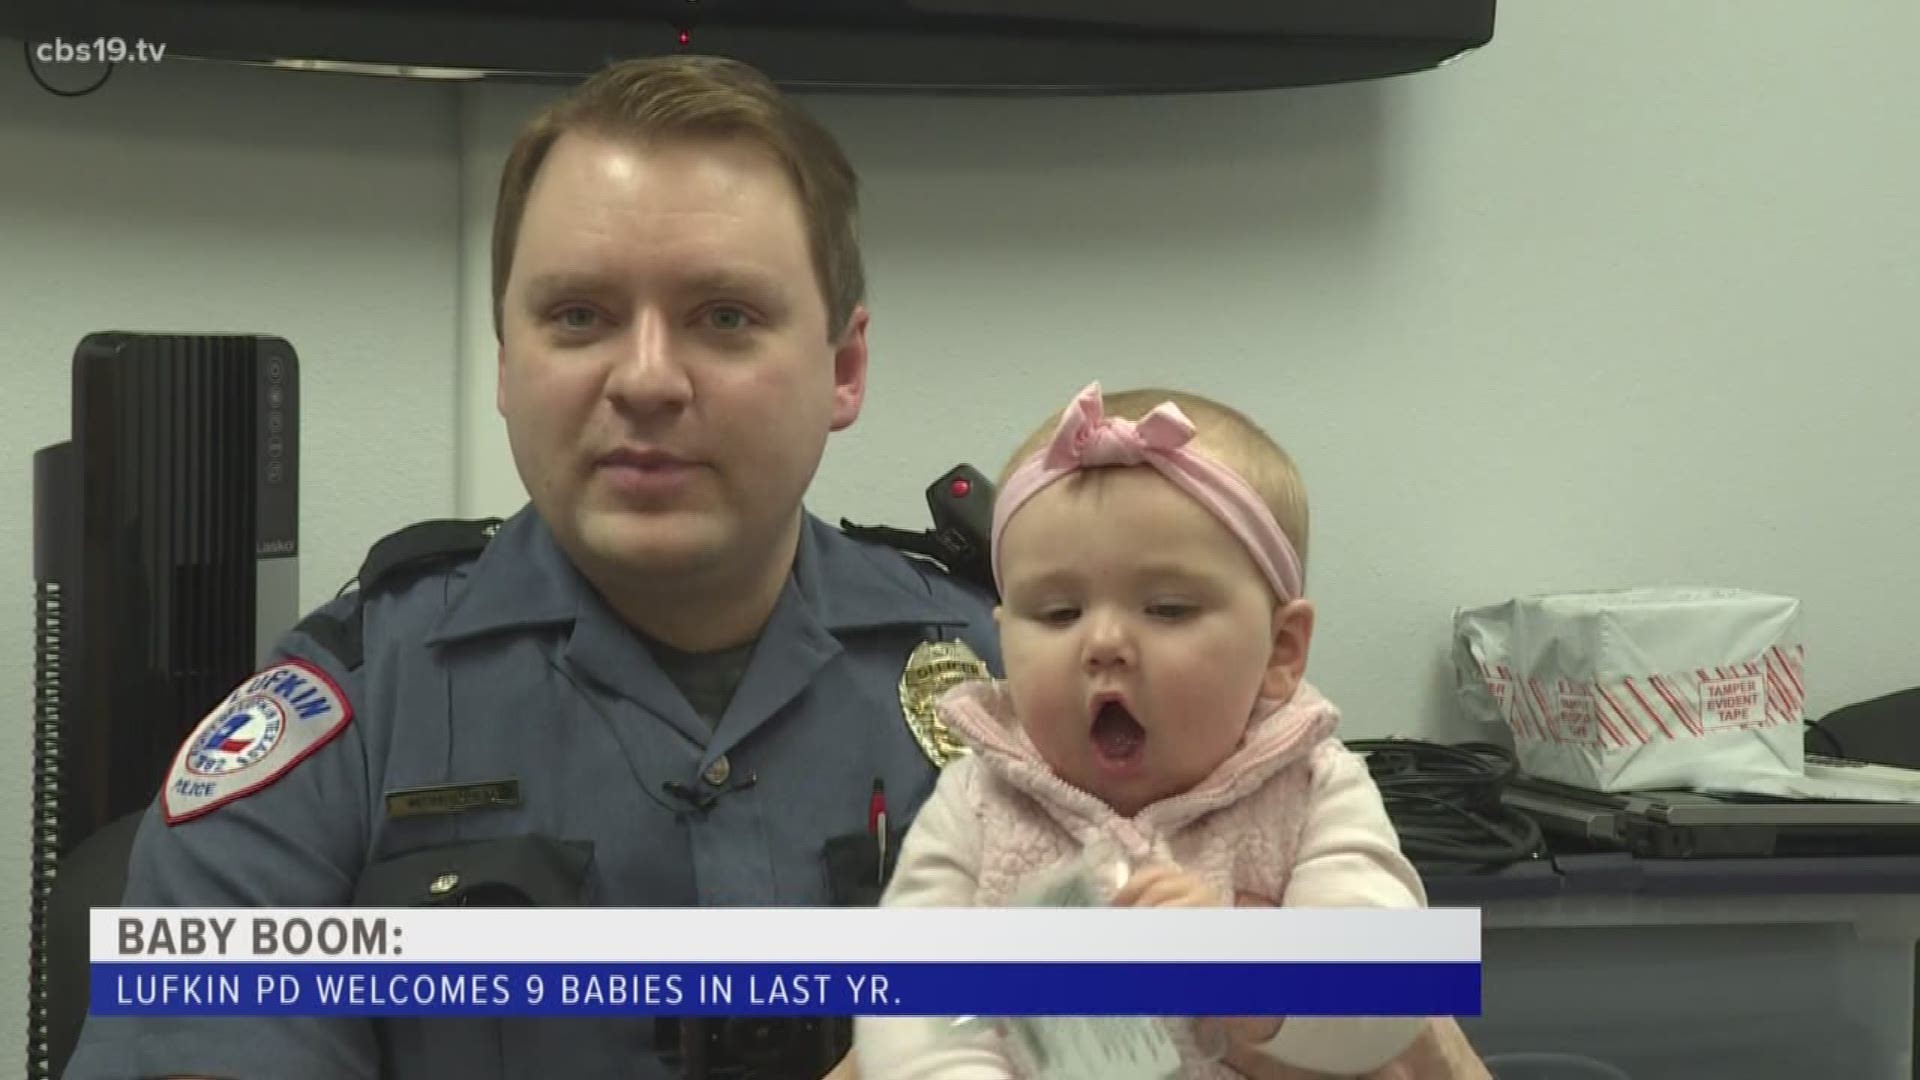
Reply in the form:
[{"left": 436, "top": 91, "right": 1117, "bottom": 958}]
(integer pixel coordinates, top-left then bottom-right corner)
[{"left": 65, "top": 507, "right": 1002, "bottom": 1080}]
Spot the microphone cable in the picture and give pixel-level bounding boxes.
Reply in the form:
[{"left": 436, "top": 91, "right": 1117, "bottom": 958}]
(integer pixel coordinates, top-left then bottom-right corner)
[{"left": 1343, "top": 738, "right": 1546, "bottom": 871}]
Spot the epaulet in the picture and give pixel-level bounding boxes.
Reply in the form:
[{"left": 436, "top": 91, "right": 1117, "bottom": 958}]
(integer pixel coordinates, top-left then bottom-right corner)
[
  {"left": 295, "top": 517, "right": 504, "bottom": 671},
  {"left": 356, "top": 517, "right": 503, "bottom": 597},
  {"left": 839, "top": 463, "right": 999, "bottom": 599}
]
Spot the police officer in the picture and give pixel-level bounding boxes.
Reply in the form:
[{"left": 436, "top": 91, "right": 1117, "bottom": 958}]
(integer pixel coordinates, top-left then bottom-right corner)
[{"left": 65, "top": 54, "right": 999, "bottom": 1080}]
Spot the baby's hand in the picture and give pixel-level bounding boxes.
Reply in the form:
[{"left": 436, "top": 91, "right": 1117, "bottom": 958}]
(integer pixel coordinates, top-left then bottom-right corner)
[
  {"left": 1111, "top": 866, "right": 1282, "bottom": 1054},
  {"left": 1110, "top": 862, "right": 1222, "bottom": 908}
]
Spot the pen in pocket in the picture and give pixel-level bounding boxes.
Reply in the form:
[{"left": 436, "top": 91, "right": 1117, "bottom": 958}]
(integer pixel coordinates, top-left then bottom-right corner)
[{"left": 868, "top": 778, "right": 888, "bottom": 885}]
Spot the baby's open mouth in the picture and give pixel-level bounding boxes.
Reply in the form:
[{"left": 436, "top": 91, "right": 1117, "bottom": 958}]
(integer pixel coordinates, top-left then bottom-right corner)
[{"left": 1090, "top": 699, "right": 1147, "bottom": 768}]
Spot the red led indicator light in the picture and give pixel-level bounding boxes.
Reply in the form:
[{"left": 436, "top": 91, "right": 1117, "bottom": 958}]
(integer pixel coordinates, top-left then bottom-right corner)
[{"left": 949, "top": 478, "right": 971, "bottom": 498}]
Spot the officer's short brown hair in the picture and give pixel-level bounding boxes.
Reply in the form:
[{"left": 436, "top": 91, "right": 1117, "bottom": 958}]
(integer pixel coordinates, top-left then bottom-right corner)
[{"left": 491, "top": 55, "right": 864, "bottom": 341}]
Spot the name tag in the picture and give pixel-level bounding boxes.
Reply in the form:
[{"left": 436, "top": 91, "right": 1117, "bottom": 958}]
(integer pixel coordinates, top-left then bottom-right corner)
[{"left": 384, "top": 779, "right": 522, "bottom": 820}]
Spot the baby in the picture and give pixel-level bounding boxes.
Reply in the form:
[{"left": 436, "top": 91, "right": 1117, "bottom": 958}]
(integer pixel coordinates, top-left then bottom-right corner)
[{"left": 855, "top": 382, "right": 1427, "bottom": 1079}]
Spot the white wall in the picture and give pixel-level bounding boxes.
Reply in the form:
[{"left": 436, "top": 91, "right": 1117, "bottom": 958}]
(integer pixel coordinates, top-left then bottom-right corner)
[
  {"left": 0, "top": 46, "right": 462, "bottom": 1063},
  {"left": 459, "top": 0, "right": 1920, "bottom": 744}
]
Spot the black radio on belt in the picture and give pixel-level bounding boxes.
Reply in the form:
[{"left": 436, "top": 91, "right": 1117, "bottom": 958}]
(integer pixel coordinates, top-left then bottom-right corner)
[
  {"left": 675, "top": 1016, "right": 847, "bottom": 1080},
  {"left": 840, "top": 463, "right": 997, "bottom": 598}
]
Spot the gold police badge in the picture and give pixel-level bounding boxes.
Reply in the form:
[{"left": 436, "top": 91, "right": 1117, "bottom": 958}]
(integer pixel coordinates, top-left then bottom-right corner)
[{"left": 898, "top": 639, "right": 990, "bottom": 766}]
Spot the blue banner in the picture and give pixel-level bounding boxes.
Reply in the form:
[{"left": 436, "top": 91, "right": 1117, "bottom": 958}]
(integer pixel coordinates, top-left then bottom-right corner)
[{"left": 91, "top": 961, "right": 1478, "bottom": 1017}]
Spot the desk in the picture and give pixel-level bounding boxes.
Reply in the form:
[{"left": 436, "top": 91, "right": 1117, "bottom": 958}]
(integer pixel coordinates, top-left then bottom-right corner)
[{"left": 1427, "top": 855, "right": 1920, "bottom": 1079}]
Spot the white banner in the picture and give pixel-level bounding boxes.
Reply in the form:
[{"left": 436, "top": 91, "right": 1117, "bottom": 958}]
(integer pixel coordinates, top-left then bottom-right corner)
[{"left": 95, "top": 906, "right": 1480, "bottom": 964}]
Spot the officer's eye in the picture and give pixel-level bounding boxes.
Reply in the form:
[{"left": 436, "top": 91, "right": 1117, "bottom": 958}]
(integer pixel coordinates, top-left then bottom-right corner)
[
  {"left": 551, "top": 305, "right": 602, "bottom": 332},
  {"left": 704, "top": 305, "right": 753, "bottom": 332}
]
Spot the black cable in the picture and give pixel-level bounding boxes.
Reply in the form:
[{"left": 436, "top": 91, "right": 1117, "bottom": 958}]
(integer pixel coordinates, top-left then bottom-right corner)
[{"left": 1344, "top": 738, "right": 1545, "bottom": 871}]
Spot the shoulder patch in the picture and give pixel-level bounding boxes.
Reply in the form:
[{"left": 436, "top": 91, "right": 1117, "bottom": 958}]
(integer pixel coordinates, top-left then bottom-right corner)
[{"left": 162, "top": 659, "right": 354, "bottom": 825}]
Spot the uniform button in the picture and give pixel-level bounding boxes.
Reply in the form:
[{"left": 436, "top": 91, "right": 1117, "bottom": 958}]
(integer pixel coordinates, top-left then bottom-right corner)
[
  {"left": 428, "top": 873, "right": 460, "bottom": 896},
  {"left": 702, "top": 756, "right": 732, "bottom": 787}
]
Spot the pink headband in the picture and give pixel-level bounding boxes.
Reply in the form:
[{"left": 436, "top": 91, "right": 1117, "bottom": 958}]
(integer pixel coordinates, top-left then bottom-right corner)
[{"left": 991, "top": 381, "right": 1305, "bottom": 602}]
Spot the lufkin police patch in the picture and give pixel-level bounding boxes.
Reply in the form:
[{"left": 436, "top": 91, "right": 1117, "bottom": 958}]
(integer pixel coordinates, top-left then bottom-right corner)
[{"left": 163, "top": 659, "right": 353, "bottom": 825}]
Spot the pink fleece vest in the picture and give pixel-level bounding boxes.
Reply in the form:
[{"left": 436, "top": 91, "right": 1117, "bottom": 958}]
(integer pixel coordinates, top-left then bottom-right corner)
[{"left": 935, "top": 680, "right": 1344, "bottom": 1077}]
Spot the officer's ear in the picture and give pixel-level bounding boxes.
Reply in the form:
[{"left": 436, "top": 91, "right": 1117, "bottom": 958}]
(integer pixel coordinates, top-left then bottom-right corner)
[
  {"left": 829, "top": 305, "right": 870, "bottom": 433},
  {"left": 992, "top": 605, "right": 1004, "bottom": 634}
]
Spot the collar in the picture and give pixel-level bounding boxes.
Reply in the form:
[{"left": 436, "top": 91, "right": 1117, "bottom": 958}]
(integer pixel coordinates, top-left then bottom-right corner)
[
  {"left": 426, "top": 506, "right": 975, "bottom": 646},
  {"left": 424, "top": 506, "right": 577, "bottom": 645},
  {"left": 938, "top": 678, "right": 1339, "bottom": 851}
]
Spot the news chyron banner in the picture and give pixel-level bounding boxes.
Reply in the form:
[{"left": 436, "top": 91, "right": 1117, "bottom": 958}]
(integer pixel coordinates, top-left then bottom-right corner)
[{"left": 94, "top": 908, "right": 1480, "bottom": 1018}]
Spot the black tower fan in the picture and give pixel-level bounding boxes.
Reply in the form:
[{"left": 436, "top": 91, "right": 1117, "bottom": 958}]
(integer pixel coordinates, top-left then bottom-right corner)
[{"left": 29, "top": 332, "right": 301, "bottom": 1079}]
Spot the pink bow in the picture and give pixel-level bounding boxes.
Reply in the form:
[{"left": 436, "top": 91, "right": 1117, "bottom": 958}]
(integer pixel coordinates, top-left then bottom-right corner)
[
  {"left": 993, "top": 380, "right": 1305, "bottom": 603},
  {"left": 1044, "top": 386, "right": 1196, "bottom": 470}
]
